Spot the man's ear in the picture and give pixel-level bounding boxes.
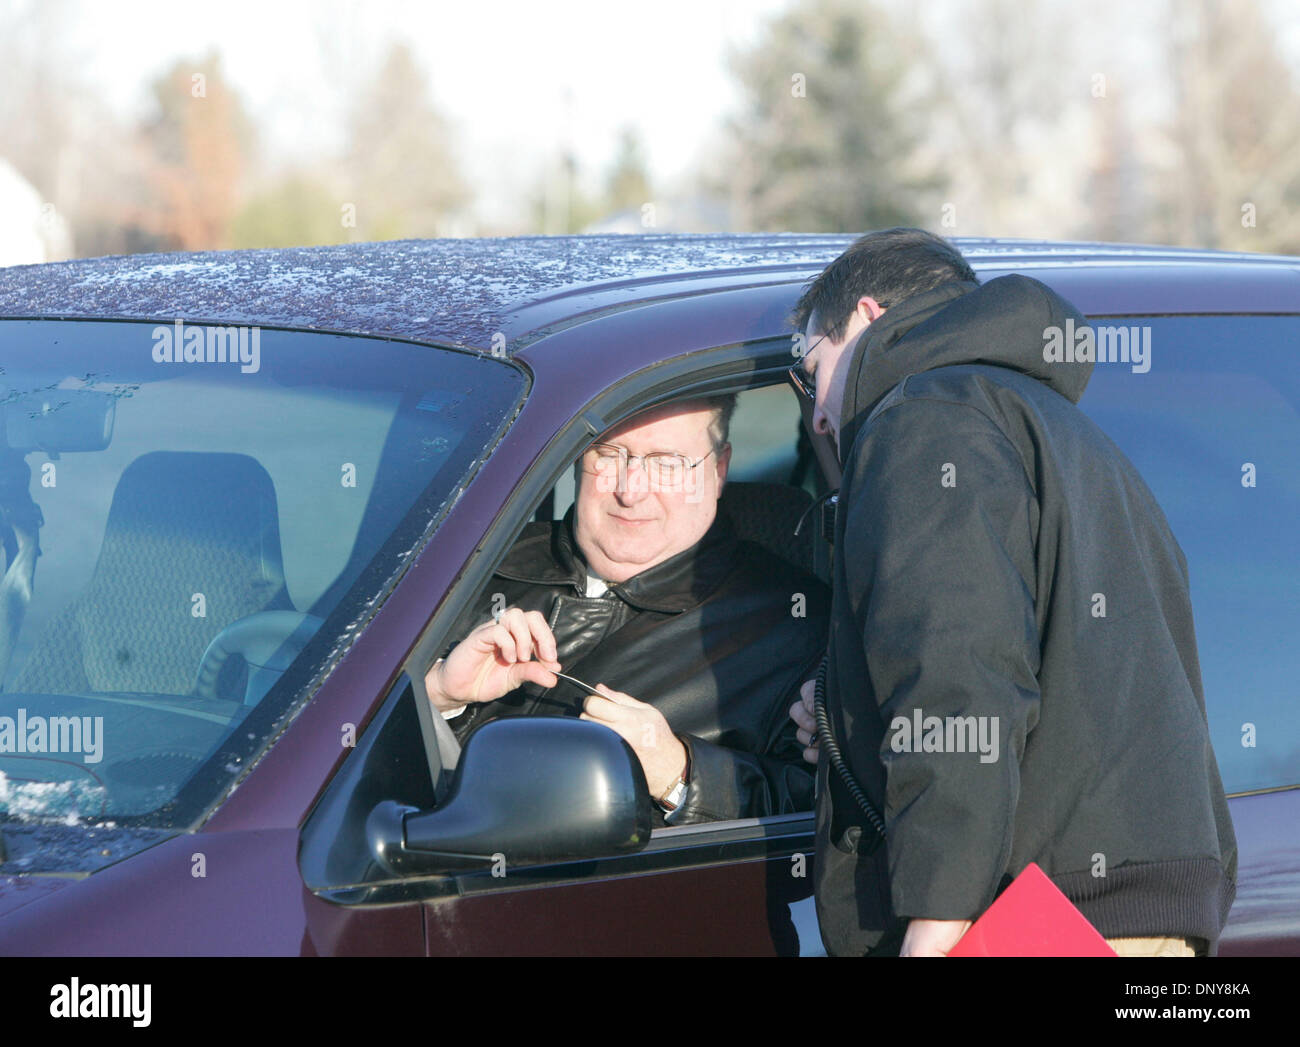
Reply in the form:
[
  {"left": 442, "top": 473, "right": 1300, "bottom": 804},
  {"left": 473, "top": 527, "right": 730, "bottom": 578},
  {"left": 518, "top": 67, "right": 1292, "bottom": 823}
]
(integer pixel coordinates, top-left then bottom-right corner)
[
  {"left": 858, "top": 295, "right": 886, "bottom": 323},
  {"left": 716, "top": 442, "right": 732, "bottom": 490}
]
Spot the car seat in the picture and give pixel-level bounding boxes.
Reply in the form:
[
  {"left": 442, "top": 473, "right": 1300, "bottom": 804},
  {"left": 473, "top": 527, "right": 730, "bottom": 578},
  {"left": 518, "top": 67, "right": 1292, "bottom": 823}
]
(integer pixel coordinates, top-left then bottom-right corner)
[{"left": 11, "top": 451, "right": 293, "bottom": 696}]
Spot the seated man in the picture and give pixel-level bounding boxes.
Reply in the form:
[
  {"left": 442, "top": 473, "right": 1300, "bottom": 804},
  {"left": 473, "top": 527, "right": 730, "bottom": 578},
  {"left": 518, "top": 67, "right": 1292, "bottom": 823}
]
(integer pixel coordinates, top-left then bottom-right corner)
[{"left": 424, "top": 394, "right": 829, "bottom": 825}]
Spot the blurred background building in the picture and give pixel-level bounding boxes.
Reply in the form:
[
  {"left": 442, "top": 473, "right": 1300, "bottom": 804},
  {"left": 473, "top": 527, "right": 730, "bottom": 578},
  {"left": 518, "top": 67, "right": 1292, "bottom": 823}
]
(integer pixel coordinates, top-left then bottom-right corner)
[{"left": 1, "top": 0, "right": 1297, "bottom": 261}]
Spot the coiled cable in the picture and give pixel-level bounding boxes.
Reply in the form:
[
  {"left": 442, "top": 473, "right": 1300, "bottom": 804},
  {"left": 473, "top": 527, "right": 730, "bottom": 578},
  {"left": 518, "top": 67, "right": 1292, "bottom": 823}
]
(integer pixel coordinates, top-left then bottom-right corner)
[{"left": 813, "top": 653, "right": 887, "bottom": 844}]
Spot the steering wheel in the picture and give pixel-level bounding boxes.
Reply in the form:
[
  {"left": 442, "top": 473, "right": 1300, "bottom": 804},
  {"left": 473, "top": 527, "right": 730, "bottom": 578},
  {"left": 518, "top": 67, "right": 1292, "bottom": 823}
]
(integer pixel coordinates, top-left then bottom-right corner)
[{"left": 193, "top": 610, "right": 325, "bottom": 705}]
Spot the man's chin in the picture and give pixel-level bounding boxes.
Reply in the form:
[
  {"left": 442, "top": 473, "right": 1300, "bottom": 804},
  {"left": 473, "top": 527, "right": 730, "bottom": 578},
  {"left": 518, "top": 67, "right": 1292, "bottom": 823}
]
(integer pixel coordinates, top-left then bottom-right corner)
[
  {"left": 589, "top": 539, "right": 670, "bottom": 580},
  {"left": 602, "top": 544, "right": 661, "bottom": 569}
]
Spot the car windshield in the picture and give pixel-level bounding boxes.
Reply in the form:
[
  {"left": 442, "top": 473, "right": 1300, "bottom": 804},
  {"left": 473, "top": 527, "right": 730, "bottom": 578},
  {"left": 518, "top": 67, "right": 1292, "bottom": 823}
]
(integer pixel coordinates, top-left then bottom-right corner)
[{"left": 0, "top": 319, "right": 524, "bottom": 830}]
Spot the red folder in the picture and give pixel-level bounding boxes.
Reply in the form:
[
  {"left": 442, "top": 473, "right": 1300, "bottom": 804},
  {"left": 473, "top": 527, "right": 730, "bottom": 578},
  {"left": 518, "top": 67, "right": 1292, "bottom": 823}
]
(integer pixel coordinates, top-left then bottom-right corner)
[{"left": 947, "top": 862, "right": 1117, "bottom": 956}]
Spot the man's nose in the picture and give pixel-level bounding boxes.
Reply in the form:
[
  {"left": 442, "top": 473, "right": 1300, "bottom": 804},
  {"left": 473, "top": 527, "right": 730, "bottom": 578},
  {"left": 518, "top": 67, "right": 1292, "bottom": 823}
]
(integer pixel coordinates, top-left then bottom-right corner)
[{"left": 616, "top": 458, "right": 651, "bottom": 503}]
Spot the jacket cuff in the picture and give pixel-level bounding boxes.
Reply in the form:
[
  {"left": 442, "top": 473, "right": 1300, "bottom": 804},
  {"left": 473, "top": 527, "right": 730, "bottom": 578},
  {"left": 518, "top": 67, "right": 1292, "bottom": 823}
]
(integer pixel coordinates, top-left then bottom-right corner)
[
  {"left": 671, "top": 733, "right": 813, "bottom": 824},
  {"left": 671, "top": 734, "right": 727, "bottom": 823}
]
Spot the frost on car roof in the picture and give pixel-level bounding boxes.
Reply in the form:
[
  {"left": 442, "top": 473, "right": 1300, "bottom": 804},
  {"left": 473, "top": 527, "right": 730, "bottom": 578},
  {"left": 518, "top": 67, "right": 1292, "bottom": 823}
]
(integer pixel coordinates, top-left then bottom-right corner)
[
  {"left": 1, "top": 234, "right": 1281, "bottom": 353},
  {"left": 0, "top": 234, "right": 860, "bottom": 352}
]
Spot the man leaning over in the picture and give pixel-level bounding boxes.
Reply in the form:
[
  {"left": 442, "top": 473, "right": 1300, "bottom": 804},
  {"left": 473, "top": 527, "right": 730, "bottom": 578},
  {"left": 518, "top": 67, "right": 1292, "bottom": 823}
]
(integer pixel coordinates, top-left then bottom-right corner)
[{"left": 789, "top": 229, "right": 1236, "bottom": 956}]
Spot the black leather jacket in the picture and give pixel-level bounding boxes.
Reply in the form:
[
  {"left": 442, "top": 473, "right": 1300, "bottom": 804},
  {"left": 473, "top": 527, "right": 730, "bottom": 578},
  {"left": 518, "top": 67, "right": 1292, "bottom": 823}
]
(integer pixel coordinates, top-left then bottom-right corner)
[{"left": 442, "top": 504, "right": 829, "bottom": 824}]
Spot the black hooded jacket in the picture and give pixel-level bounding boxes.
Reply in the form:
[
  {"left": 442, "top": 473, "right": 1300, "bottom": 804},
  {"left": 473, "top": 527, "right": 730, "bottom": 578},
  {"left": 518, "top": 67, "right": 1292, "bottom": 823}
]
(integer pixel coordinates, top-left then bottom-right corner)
[
  {"left": 442, "top": 503, "right": 829, "bottom": 825},
  {"left": 814, "top": 275, "right": 1237, "bottom": 955}
]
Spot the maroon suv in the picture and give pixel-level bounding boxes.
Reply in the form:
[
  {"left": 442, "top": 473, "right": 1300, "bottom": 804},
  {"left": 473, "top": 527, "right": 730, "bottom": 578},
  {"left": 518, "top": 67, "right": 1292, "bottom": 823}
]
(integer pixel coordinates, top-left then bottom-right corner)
[{"left": 0, "top": 236, "right": 1295, "bottom": 955}]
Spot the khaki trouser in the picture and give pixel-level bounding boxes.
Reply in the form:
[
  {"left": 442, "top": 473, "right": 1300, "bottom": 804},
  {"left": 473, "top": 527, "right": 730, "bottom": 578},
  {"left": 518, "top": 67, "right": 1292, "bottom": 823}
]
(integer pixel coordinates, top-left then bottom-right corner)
[{"left": 1105, "top": 936, "right": 1203, "bottom": 957}]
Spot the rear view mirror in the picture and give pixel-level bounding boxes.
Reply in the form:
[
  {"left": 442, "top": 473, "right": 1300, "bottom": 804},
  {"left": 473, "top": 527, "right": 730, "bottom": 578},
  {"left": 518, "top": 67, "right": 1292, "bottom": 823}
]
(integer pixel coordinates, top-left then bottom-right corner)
[{"left": 2, "top": 387, "right": 116, "bottom": 453}]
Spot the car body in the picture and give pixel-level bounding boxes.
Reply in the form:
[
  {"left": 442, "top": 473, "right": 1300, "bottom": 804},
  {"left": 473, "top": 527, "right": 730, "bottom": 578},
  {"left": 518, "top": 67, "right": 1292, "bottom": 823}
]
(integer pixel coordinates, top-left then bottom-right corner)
[{"left": 0, "top": 234, "right": 1295, "bottom": 956}]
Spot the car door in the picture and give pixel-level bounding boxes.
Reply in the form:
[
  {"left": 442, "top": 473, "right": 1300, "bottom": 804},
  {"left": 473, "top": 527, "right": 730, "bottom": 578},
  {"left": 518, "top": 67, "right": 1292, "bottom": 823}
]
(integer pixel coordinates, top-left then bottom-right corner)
[{"left": 298, "top": 346, "right": 835, "bottom": 955}]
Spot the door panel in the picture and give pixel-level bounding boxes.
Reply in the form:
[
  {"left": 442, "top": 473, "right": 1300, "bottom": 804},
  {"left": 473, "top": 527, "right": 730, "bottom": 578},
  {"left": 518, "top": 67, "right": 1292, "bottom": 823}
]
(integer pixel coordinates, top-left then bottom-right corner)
[{"left": 422, "top": 847, "right": 813, "bottom": 956}]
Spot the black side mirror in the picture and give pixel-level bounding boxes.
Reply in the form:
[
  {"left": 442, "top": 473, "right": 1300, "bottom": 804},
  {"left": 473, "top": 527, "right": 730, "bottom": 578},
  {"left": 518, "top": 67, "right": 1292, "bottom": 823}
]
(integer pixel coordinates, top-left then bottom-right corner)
[{"left": 367, "top": 717, "right": 653, "bottom": 875}]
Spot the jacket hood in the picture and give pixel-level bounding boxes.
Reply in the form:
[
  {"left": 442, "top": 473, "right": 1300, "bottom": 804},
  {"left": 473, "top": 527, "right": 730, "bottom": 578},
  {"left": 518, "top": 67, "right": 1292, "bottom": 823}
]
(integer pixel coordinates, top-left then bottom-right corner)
[{"left": 838, "top": 274, "right": 1093, "bottom": 467}]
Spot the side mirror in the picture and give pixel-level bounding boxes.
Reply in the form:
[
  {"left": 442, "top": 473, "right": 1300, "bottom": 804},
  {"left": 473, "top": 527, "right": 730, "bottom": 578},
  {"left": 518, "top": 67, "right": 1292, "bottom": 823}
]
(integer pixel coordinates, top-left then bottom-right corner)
[{"left": 367, "top": 717, "right": 653, "bottom": 875}]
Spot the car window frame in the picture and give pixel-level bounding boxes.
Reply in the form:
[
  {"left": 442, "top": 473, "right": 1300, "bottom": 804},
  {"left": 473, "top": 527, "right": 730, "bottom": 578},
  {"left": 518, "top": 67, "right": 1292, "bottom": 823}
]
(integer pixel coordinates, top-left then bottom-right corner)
[{"left": 301, "top": 336, "right": 824, "bottom": 902}]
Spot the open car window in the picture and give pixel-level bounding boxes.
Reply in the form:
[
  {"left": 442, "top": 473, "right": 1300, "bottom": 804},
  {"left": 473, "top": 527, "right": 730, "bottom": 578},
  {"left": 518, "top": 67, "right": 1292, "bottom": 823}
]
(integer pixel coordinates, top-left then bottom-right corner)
[
  {"left": 301, "top": 366, "right": 831, "bottom": 895},
  {"left": 456, "top": 380, "right": 827, "bottom": 821}
]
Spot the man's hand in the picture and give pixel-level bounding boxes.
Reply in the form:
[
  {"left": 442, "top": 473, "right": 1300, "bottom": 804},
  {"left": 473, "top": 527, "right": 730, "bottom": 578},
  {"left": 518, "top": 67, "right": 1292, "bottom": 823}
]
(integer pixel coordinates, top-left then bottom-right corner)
[
  {"left": 425, "top": 607, "right": 560, "bottom": 713},
  {"left": 580, "top": 684, "right": 687, "bottom": 799},
  {"left": 900, "top": 918, "right": 973, "bottom": 957},
  {"left": 789, "top": 677, "right": 820, "bottom": 764}
]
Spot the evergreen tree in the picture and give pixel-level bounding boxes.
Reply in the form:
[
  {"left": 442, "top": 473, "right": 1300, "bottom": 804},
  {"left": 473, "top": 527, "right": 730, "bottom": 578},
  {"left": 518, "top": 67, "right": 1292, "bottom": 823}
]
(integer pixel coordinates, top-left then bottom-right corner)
[
  {"left": 717, "top": 0, "right": 943, "bottom": 232},
  {"left": 344, "top": 42, "right": 470, "bottom": 240}
]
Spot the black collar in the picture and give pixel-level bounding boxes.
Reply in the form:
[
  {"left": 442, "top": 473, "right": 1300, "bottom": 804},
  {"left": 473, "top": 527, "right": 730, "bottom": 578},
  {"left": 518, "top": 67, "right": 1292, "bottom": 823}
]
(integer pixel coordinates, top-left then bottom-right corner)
[{"left": 494, "top": 502, "right": 739, "bottom": 614}]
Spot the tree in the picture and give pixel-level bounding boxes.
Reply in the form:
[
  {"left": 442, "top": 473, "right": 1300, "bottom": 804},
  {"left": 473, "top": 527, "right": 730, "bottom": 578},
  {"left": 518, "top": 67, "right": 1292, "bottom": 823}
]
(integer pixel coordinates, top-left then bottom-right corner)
[
  {"left": 926, "top": 0, "right": 1077, "bottom": 237},
  {"left": 715, "top": 0, "right": 943, "bottom": 232},
  {"left": 605, "top": 126, "right": 653, "bottom": 215},
  {"left": 525, "top": 151, "right": 605, "bottom": 234},
  {"left": 343, "top": 42, "right": 469, "bottom": 239},
  {"left": 229, "top": 173, "right": 352, "bottom": 249},
  {"left": 137, "top": 52, "right": 256, "bottom": 250},
  {"left": 0, "top": 0, "right": 81, "bottom": 204},
  {"left": 1154, "top": 0, "right": 1300, "bottom": 251},
  {"left": 0, "top": 0, "right": 113, "bottom": 257},
  {"left": 1083, "top": 89, "right": 1146, "bottom": 243}
]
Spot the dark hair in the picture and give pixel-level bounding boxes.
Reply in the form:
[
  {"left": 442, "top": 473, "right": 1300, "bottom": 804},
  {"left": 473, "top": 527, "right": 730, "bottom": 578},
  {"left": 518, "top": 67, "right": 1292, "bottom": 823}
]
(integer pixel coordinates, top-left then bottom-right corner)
[{"left": 790, "top": 228, "right": 978, "bottom": 341}]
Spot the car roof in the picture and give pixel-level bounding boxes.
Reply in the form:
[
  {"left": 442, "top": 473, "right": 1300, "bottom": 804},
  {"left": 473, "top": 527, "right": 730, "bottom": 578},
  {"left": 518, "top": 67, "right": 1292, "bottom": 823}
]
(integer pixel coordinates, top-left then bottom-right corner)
[{"left": 1, "top": 235, "right": 1297, "bottom": 353}]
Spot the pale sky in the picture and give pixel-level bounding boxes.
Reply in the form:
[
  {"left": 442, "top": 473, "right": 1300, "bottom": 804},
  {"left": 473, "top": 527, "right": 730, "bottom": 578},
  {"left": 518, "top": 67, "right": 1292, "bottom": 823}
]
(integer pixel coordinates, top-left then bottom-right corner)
[
  {"left": 64, "top": 0, "right": 793, "bottom": 227},
  {"left": 22, "top": 0, "right": 1300, "bottom": 231}
]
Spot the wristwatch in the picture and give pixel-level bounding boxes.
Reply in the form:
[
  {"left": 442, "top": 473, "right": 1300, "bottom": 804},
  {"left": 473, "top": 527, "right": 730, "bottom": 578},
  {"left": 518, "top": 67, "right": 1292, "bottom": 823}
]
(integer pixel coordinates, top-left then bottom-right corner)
[{"left": 655, "top": 737, "right": 691, "bottom": 820}]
